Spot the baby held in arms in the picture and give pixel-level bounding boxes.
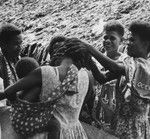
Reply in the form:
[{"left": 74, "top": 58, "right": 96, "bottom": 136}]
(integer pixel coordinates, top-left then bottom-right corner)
[
  {"left": 0, "top": 57, "right": 40, "bottom": 102},
  {"left": 15, "top": 57, "right": 41, "bottom": 102},
  {"left": 0, "top": 57, "right": 60, "bottom": 138}
]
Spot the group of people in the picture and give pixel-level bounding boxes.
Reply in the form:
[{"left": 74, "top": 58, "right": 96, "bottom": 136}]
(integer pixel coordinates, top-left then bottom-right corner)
[{"left": 0, "top": 19, "right": 150, "bottom": 139}]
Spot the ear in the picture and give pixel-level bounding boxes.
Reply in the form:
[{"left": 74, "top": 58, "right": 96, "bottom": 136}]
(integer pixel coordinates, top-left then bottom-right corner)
[
  {"left": 118, "top": 37, "right": 123, "bottom": 46},
  {"left": 120, "top": 37, "right": 124, "bottom": 43},
  {"left": 144, "top": 41, "right": 150, "bottom": 51}
]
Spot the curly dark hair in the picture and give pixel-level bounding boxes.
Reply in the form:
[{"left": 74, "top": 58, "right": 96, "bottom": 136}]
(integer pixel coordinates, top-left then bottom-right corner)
[
  {"left": 15, "top": 57, "right": 39, "bottom": 79},
  {"left": 47, "top": 36, "right": 68, "bottom": 58},
  {"left": 0, "top": 23, "right": 21, "bottom": 45},
  {"left": 49, "top": 36, "right": 102, "bottom": 84},
  {"left": 103, "top": 20, "right": 124, "bottom": 37},
  {"left": 129, "top": 20, "right": 150, "bottom": 42},
  {"left": 49, "top": 37, "right": 91, "bottom": 69}
]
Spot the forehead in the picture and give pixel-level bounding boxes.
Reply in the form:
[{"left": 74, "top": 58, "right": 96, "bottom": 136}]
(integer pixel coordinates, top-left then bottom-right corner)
[
  {"left": 62, "top": 57, "right": 72, "bottom": 60},
  {"left": 9, "top": 34, "right": 22, "bottom": 43},
  {"left": 129, "top": 32, "right": 140, "bottom": 40},
  {"left": 104, "top": 31, "right": 121, "bottom": 38}
]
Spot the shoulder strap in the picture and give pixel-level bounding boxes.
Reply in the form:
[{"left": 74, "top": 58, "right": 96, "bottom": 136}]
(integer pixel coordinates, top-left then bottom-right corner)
[
  {"left": 50, "top": 65, "right": 79, "bottom": 102},
  {"left": 77, "top": 68, "right": 89, "bottom": 95}
]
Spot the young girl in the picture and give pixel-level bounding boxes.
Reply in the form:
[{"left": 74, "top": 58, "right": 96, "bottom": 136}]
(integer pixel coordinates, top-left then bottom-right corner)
[{"left": 15, "top": 57, "right": 40, "bottom": 102}]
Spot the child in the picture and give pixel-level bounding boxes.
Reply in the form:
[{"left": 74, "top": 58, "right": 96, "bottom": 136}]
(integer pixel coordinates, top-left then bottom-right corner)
[
  {"left": 0, "top": 57, "right": 40, "bottom": 102},
  {"left": 0, "top": 57, "right": 60, "bottom": 138},
  {"left": 15, "top": 57, "right": 40, "bottom": 102},
  {"left": 0, "top": 37, "right": 91, "bottom": 139}
]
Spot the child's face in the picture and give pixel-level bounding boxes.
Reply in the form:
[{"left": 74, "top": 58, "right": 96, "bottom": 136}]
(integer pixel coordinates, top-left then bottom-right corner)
[
  {"left": 61, "top": 57, "right": 73, "bottom": 66},
  {"left": 103, "top": 31, "right": 122, "bottom": 54}
]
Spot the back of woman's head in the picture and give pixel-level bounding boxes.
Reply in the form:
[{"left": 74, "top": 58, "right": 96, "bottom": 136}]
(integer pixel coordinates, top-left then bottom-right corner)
[
  {"left": 50, "top": 37, "right": 91, "bottom": 69},
  {"left": 15, "top": 57, "right": 39, "bottom": 79},
  {"left": 47, "top": 36, "right": 67, "bottom": 58}
]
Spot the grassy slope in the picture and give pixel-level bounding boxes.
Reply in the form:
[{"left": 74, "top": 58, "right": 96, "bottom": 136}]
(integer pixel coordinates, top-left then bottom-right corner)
[{"left": 0, "top": 0, "right": 150, "bottom": 49}]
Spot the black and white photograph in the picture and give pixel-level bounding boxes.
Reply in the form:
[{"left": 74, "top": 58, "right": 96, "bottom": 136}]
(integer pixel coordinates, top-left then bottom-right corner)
[{"left": 0, "top": 0, "right": 150, "bottom": 138}]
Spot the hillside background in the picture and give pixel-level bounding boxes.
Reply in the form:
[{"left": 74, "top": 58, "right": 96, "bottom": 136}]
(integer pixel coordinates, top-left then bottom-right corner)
[{"left": 0, "top": 0, "right": 150, "bottom": 50}]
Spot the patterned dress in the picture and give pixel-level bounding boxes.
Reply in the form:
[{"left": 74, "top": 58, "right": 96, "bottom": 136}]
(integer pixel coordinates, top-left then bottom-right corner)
[
  {"left": 113, "top": 57, "right": 150, "bottom": 139},
  {"left": 93, "top": 79, "right": 118, "bottom": 131},
  {"left": 92, "top": 54, "right": 127, "bottom": 131},
  {"left": 31, "top": 65, "right": 89, "bottom": 139},
  {"left": 0, "top": 47, "right": 48, "bottom": 139}
]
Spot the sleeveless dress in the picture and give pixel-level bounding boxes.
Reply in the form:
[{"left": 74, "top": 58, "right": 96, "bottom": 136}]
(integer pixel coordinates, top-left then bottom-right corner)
[{"left": 31, "top": 65, "right": 89, "bottom": 139}]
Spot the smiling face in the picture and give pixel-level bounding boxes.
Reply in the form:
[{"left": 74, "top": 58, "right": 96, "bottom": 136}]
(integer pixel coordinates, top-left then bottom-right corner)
[
  {"left": 127, "top": 33, "right": 148, "bottom": 58},
  {"left": 103, "top": 31, "right": 122, "bottom": 54}
]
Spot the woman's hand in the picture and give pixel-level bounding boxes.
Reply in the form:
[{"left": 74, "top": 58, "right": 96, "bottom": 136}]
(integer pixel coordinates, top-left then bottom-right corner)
[{"left": 64, "top": 39, "right": 125, "bottom": 76}]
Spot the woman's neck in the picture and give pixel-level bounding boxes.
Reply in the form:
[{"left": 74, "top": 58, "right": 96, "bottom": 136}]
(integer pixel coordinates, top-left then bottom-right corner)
[{"left": 57, "top": 64, "right": 70, "bottom": 82}]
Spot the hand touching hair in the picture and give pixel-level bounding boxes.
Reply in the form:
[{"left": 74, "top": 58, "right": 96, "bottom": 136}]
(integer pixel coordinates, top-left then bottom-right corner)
[
  {"left": 47, "top": 36, "right": 68, "bottom": 58},
  {"left": 50, "top": 37, "right": 92, "bottom": 69}
]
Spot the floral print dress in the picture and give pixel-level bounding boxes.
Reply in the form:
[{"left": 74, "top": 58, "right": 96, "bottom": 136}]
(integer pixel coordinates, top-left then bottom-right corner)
[
  {"left": 113, "top": 57, "right": 150, "bottom": 139},
  {"left": 31, "top": 64, "right": 89, "bottom": 139},
  {"left": 92, "top": 54, "right": 127, "bottom": 131}
]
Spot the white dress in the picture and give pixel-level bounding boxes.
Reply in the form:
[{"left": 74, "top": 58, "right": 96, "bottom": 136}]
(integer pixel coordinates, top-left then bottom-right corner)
[{"left": 32, "top": 65, "right": 89, "bottom": 139}]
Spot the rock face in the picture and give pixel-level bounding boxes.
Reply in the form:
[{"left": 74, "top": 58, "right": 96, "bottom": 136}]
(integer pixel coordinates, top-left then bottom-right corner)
[{"left": 0, "top": 0, "right": 150, "bottom": 49}]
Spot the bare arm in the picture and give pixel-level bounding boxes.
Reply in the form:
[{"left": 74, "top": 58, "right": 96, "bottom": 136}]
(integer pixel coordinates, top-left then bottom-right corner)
[
  {"left": 88, "top": 57, "right": 119, "bottom": 84},
  {"left": 94, "top": 70, "right": 120, "bottom": 84},
  {"left": 66, "top": 43, "right": 126, "bottom": 75},
  {"left": 4, "top": 67, "right": 42, "bottom": 100},
  {"left": 88, "top": 46, "right": 125, "bottom": 75},
  {"left": 21, "top": 87, "right": 41, "bottom": 102}
]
